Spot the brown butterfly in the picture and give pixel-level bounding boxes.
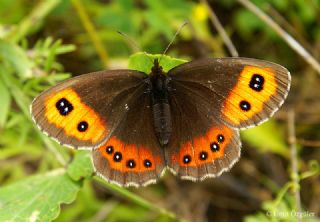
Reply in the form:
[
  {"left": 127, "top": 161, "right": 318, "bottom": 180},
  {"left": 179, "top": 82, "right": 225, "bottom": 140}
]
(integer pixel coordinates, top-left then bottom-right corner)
[{"left": 31, "top": 57, "right": 291, "bottom": 187}]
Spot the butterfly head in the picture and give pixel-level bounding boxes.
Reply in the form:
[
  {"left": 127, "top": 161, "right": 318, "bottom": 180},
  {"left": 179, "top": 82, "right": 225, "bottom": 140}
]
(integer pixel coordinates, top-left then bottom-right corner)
[
  {"left": 150, "top": 59, "right": 164, "bottom": 77},
  {"left": 149, "top": 58, "right": 168, "bottom": 91}
]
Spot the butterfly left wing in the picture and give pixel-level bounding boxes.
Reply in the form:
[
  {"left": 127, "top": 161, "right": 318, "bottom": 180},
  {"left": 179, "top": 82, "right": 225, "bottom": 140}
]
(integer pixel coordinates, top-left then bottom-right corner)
[
  {"left": 92, "top": 90, "right": 166, "bottom": 187},
  {"left": 31, "top": 70, "right": 146, "bottom": 149}
]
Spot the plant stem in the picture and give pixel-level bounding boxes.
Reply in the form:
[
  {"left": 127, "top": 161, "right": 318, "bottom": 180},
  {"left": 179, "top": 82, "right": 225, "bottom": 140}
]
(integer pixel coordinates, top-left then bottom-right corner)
[
  {"left": 71, "top": 0, "right": 109, "bottom": 68},
  {"left": 288, "top": 110, "right": 302, "bottom": 220},
  {"left": 94, "top": 177, "right": 186, "bottom": 222},
  {"left": 236, "top": 0, "right": 320, "bottom": 76},
  {"left": 201, "top": 0, "right": 239, "bottom": 57}
]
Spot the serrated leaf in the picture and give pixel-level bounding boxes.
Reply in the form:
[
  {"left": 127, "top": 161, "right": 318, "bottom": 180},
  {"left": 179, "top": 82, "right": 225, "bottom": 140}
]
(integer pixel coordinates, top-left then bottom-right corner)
[
  {"left": 67, "top": 150, "right": 94, "bottom": 181},
  {"left": 241, "top": 121, "right": 289, "bottom": 157},
  {"left": 0, "top": 169, "right": 81, "bottom": 222},
  {"left": 128, "top": 52, "right": 187, "bottom": 73},
  {"left": 0, "top": 39, "right": 33, "bottom": 78}
]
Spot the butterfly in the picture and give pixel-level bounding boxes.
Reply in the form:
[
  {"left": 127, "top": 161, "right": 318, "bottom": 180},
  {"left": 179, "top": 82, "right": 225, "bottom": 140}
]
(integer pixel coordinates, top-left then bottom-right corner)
[{"left": 31, "top": 55, "right": 291, "bottom": 187}]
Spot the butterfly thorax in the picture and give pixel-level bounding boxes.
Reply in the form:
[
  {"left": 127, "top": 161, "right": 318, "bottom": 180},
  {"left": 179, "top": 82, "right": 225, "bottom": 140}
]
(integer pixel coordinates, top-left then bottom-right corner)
[{"left": 148, "top": 59, "right": 172, "bottom": 146}]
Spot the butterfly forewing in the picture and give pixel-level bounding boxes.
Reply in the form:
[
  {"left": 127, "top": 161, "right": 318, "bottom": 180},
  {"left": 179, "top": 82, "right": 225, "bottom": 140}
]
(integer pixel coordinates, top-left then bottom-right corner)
[
  {"left": 31, "top": 70, "right": 147, "bottom": 149},
  {"left": 168, "top": 57, "right": 291, "bottom": 129}
]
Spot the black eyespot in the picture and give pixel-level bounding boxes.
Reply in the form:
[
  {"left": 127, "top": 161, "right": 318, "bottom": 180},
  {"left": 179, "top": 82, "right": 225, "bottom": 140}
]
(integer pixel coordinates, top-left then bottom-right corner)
[
  {"left": 249, "top": 74, "right": 264, "bottom": 92},
  {"left": 183, "top": 155, "right": 192, "bottom": 164},
  {"left": 217, "top": 134, "right": 225, "bottom": 143},
  {"left": 77, "top": 121, "right": 88, "bottom": 132},
  {"left": 106, "top": 146, "right": 113, "bottom": 154},
  {"left": 199, "top": 151, "right": 208, "bottom": 161},
  {"left": 56, "top": 98, "right": 73, "bottom": 116},
  {"left": 144, "top": 159, "right": 152, "bottom": 168},
  {"left": 113, "top": 152, "right": 122, "bottom": 162},
  {"left": 210, "top": 142, "right": 220, "bottom": 152},
  {"left": 239, "top": 100, "right": 251, "bottom": 111},
  {"left": 126, "top": 159, "right": 136, "bottom": 168}
]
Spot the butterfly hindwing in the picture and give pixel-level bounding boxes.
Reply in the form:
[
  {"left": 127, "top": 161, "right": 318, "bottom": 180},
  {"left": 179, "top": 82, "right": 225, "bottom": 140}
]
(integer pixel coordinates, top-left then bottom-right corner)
[
  {"left": 92, "top": 91, "right": 166, "bottom": 187},
  {"left": 31, "top": 70, "right": 147, "bottom": 149},
  {"left": 168, "top": 57, "right": 291, "bottom": 129},
  {"left": 166, "top": 80, "right": 241, "bottom": 180}
]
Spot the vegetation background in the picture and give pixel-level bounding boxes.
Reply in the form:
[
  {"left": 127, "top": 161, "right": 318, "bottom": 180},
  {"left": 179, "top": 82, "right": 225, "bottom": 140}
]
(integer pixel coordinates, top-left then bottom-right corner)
[{"left": 0, "top": 0, "right": 319, "bottom": 221}]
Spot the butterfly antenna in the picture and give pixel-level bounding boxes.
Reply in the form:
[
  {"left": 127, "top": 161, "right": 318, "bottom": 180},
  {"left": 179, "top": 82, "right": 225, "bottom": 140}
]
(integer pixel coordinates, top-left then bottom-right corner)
[
  {"left": 117, "top": 31, "right": 154, "bottom": 64},
  {"left": 117, "top": 31, "right": 141, "bottom": 52},
  {"left": 159, "top": 21, "right": 188, "bottom": 63}
]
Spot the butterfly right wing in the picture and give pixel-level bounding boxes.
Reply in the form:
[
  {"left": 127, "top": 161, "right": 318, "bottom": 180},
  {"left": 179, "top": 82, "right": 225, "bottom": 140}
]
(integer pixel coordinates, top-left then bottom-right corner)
[
  {"left": 31, "top": 70, "right": 147, "bottom": 149},
  {"left": 165, "top": 57, "right": 290, "bottom": 181},
  {"left": 168, "top": 58, "right": 290, "bottom": 129}
]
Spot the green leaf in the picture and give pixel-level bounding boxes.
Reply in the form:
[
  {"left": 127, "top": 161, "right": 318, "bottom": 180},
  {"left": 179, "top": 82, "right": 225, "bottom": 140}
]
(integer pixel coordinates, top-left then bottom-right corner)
[
  {"left": 0, "top": 39, "right": 33, "bottom": 78},
  {"left": 96, "top": 0, "right": 139, "bottom": 35},
  {"left": 244, "top": 212, "right": 269, "bottom": 222},
  {"left": 0, "top": 169, "right": 81, "bottom": 222},
  {"left": 144, "top": 0, "right": 193, "bottom": 39},
  {"left": 234, "top": 9, "right": 265, "bottom": 38},
  {"left": 295, "top": 0, "right": 316, "bottom": 23},
  {"left": 67, "top": 150, "right": 94, "bottom": 181},
  {"left": 128, "top": 52, "right": 187, "bottom": 73},
  {"left": 270, "top": 0, "right": 288, "bottom": 11},
  {"left": 54, "top": 181, "right": 105, "bottom": 222},
  {"left": 94, "top": 177, "right": 181, "bottom": 221},
  {"left": 107, "top": 204, "right": 149, "bottom": 221},
  {"left": 241, "top": 121, "right": 289, "bottom": 157},
  {"left": 0, "top": 77, "right": 11, "bottom": 127}
]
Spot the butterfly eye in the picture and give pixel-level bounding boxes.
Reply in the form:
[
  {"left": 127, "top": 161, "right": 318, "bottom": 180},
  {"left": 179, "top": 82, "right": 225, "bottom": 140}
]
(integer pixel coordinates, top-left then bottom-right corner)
[
  {"left": 77, "top": 121, "right": 88, "bottom": 132},
  {"left": 239, "top": 100, "right": 251, "bottom": 111},
  {"left": 199, "top": 151, "right": 208, "bottom": 161},
  {"left": 55, "top": 98, "right": 73, "bottom": 116},
  {"left": 113, "top": 152, "right": 122, "bottom": 162},
  {"left": 217, "top": 134, "right": 225, "bottom": 143},
  {"left": 105, "top": 146, "right": 113, "bottom": 154},
  {"left": 183, "top": 155, "right": 192, "bottom": 164},
  {"left": 210, "top": 142, "right": 220, "bottom": 152},
  {"left": 126, "top": 159, "right": 136, "bottom": 168},
  {"left": 249, "top": 74, "right": 265, "bottom": 92},
  {"left": 143, "top": 159, "right": 152, "bottom": 168}
]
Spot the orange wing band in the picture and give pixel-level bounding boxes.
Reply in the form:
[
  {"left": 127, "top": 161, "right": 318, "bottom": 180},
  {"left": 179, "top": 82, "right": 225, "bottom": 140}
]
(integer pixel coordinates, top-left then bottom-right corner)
[
  {"left": 222, "top": 66, "right": 277, "bottom": 125},
  {"left": 98, "top": 137, "right": 161, "bottom": 173},
  {"left": 173, "top": 126, "right": 233, "bottom": 167},
  {"left": 44, "top": 89, "right": 107, "bottom": 143}
]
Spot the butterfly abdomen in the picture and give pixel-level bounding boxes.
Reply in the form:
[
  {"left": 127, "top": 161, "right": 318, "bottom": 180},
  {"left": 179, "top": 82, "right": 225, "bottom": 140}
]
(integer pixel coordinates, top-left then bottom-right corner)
[
  {"left": 152, "top": 102, "right": 172, "bottom": 146},
  {"left": 149, "top": 59, "right": 173, "bottom": 146}
]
